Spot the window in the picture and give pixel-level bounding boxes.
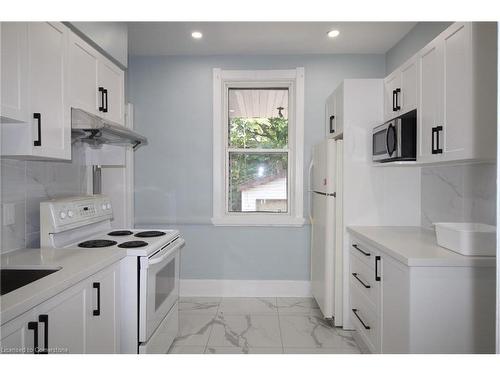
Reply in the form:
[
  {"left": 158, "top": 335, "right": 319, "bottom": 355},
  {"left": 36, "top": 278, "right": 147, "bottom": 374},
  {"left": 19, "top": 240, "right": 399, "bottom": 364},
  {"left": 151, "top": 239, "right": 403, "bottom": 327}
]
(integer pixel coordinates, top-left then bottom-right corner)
[{"left": 212, "top": 69, "right": 305, "bottom": 226}]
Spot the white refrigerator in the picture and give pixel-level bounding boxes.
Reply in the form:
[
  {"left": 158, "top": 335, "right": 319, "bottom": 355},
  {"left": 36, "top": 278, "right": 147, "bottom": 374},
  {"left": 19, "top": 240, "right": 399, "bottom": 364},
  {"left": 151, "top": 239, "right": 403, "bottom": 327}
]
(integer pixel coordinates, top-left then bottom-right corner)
[{"left": 309, "top": 138, "right": 343, "bottom": 325}]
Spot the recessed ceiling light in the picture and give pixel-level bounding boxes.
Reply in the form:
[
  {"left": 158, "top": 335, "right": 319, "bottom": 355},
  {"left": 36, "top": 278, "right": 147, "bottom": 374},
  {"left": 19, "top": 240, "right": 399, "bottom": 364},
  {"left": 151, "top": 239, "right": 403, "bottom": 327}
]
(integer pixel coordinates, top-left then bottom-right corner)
[
  {"left": 327, "top": 30, "right": 340, "bottom": 38},
  {"left": 191, "top": 31, "right": 203, "bottom": 39}
]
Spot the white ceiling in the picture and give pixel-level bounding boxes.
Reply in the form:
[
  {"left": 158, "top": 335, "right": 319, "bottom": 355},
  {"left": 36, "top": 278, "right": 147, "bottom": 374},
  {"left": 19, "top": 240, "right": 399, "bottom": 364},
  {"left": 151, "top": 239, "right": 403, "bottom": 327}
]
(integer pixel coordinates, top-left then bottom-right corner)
[
  {"left": 128, "top": 22, "right": 417, "bottom": 56},
  {"left": 229, "top": 89, "right": 288, "bottom": 119}
]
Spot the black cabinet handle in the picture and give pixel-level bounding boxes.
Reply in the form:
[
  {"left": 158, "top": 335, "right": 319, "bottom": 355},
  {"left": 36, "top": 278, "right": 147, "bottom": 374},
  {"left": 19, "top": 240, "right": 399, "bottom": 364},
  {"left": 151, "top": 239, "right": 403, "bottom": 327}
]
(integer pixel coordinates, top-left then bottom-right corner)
[
  {"left": 33, "top": 113, "right": 41, "bottom": 146},
  {"left": 352, "top": 309, "right": 371, "bottom": 330},
  {"left": 98, "top": 87, "right": 105, "bottom": 112},
  {"left": 352, "top": 244, "right": 371, "bottom": 257},
  {"left": 352, "top": 273, "right": 371, "bottom": 288},
  {"left": 329, "top": 115, "right": 335, "bottom": 133},
  {"left": 27, "top": 321, "right": 39, "bottom": 354},
  {"left": 93, "top": 282, "right": 101, "bottom": 316},
  {"left": 395, "top": 88, "right": 401, "bottom": 110},
  {"left": 38, "top": 314, "right": 48, "bottom": 354},
  {"left": 103, "top": 89, "right": 108, "bottom": 113},
  {"left": 392, "top": 90, "right": 397, "bottom": 111},
  {"left": 375, "top": 256, "right": 381, "bottom": 281},
  {"left": 431, "top": 126, "right": 443, "bottom": 154}
]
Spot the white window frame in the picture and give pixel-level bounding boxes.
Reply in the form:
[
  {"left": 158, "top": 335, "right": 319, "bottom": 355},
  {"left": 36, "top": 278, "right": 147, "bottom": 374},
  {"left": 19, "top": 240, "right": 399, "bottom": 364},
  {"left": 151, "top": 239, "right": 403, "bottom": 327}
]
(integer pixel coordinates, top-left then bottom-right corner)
[{"left": 211, "top": 68, "right": 305, "bottom": 227}]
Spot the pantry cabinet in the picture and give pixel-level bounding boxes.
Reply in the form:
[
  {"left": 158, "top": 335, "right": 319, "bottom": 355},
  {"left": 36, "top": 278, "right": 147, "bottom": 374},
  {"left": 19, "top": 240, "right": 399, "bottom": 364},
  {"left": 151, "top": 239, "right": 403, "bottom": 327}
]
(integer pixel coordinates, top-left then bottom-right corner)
[
  {"left": 0, "top": 262, "right": 121, "bottom": 354},
  {"left": 0, "top": 22, "right": 29, "bottom": 123}
]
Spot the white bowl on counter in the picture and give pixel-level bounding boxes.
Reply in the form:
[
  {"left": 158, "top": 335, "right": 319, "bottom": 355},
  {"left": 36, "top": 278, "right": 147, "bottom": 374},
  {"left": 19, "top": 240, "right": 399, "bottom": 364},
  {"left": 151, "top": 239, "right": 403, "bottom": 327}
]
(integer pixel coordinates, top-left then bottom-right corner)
[{"left": 434, "top": 222, "right": 496, "bottom": 257}]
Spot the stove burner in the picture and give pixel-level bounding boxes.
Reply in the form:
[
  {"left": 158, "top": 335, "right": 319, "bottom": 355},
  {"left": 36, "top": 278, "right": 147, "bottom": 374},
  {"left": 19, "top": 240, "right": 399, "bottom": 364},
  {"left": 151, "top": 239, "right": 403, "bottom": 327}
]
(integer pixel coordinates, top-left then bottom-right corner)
[
  {"left": 78, "top": 239, "right": 117, "bottom": 248},
  {"left": 135, "top": 231, "right": 166, "bottom": 238},
  {"left": 108, "top": 230, "right": 134, "bottom": 236},
  {"left": 118, "top": 241, "right": 149, "bottom": 248}
]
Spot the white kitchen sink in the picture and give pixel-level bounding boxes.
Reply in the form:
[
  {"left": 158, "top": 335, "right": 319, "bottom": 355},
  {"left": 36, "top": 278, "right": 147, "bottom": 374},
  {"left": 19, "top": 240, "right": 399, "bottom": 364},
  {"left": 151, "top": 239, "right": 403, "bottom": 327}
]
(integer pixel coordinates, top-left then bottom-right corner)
[{"left": 434, "top": 222, "right": 496, "bottom": 257}]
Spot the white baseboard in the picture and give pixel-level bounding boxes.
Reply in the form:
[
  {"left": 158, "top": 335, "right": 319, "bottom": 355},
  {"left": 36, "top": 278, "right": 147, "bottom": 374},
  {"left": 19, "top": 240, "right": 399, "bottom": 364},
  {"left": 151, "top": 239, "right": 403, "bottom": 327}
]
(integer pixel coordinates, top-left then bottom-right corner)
[{"left": 180, "top": 279, "right": 311, "bottom": 297}]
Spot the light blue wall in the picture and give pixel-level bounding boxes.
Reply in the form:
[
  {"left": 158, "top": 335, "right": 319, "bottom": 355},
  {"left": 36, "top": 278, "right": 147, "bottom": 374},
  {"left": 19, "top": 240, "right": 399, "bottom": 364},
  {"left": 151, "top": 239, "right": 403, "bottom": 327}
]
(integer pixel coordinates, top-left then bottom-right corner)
[
  {"left": 68, "top": 22, "right": 128, "bottom": 68},
  {"left": 385, "top": 22, "right": 452, "bottom": 74},
  {"left": 128, "top": 54, "right": 385, "bottom": 280}
]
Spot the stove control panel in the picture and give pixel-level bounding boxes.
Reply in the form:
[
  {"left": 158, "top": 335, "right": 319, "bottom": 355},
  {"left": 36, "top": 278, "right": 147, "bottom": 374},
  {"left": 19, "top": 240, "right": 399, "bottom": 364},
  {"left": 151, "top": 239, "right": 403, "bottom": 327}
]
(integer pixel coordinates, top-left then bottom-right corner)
[{"left": 40, "top": 195, "right": 113, "bottom": 241}]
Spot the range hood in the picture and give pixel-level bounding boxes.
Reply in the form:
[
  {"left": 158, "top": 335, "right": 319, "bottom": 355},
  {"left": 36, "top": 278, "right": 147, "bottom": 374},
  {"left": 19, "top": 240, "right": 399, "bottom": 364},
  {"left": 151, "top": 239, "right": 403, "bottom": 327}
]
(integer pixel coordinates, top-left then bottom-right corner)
[{"left": 71, "top": 108, "right": 148, "bottom": 149}]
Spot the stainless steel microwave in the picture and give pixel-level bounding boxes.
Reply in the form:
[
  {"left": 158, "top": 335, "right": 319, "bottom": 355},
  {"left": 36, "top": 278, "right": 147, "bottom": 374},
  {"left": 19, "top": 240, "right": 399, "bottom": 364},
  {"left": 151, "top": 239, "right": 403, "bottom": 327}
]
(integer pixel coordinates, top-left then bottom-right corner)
[{"left": 372, "top": 110, "right": 417, "bottom": 162}]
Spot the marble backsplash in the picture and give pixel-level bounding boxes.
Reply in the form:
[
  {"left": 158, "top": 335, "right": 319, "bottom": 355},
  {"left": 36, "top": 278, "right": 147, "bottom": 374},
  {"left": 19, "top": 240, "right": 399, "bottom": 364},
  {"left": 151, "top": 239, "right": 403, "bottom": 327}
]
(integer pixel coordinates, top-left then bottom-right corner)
[
  {"left": 1, "top": 143, "right": 89, "bottom": 253},
  {"left": 421, "top": 163, "right": 496, "bottom": 229}
]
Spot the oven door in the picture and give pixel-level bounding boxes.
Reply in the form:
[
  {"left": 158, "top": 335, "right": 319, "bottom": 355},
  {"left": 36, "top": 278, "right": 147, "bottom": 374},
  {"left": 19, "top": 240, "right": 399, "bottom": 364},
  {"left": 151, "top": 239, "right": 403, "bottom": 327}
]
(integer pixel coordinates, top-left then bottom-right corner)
[{"left": 139, "top": 237, "right": 185, "bottom": 343}]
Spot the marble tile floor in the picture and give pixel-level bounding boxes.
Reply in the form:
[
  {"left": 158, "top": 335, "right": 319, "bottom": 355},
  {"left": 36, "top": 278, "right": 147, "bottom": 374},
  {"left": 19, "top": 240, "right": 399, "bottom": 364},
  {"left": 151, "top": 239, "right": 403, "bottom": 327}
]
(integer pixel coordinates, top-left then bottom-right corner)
[{"left": 168, "top": 297, "right": 362, "bottom": 354}]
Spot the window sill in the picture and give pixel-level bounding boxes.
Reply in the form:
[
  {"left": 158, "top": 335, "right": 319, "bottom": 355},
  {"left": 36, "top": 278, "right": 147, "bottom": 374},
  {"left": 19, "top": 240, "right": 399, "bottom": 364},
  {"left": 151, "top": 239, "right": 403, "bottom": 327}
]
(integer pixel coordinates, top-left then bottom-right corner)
[{"left": 211, "top": 215, "right": 305, "bottom": 227}]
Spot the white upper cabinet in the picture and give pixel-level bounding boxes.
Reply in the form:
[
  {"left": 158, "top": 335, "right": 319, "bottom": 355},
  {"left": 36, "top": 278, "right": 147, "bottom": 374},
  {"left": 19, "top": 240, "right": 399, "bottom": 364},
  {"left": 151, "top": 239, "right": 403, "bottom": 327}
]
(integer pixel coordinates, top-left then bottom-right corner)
[
  {"left": 1, "top": 22, "right": 71, "bottom": 160},
  {"left": 417, "top": 39, "right": 442, "bottom": 163},
  {"left": 68, "top": 33, "right": 99, "bottom": 115},
  {"left": 28, "top": 22, "right": 70, "bottom": 160},
  {"left": 69, "top": 33, "right": 125, "bottom": 125},
  {"left": 325, "top": 83, "right": 344, "bottom": 139},
  {"left": 1, "top": 22, "right": 29, "bottom": 123},
  {"left": 383, "top": 57, "right": 418, "bottom": 121},
  {"left": 384, "top": 22, "right": 497, "bottom": 165},
  {"left": 383, "top": 72, "right": 400, "bottom": 120},
  {"left": 418, "top": 22, "right": 497, "bottom": 164},
  {"left": 1, "top": 22, "right": 127, "bottom": 160},
  {"left": 399, "top": 58, "right": 418, "bottom": 114},
  {"left": 97, "top": 58, "right": 125, "bottom": 125}
]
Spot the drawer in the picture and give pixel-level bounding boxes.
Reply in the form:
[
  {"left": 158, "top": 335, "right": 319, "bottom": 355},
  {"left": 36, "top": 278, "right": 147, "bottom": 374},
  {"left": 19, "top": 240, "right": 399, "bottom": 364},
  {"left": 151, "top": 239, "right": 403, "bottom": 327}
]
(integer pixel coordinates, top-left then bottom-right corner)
[
  {"left": 350, "top": 254, "right": 381, "bottom": 311},
  {"left": 350, "top": 239, "right": 377, "bottom": 270},
  {"left": 350, "top": 286, "right": 381, "bottom": 353}
]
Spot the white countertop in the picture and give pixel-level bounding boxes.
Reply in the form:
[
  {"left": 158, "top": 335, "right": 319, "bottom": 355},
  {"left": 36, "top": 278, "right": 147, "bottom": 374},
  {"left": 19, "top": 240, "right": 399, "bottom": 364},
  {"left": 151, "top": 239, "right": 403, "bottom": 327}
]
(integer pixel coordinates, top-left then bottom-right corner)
[
  {"left": 347, "top": 226, "right": 496, "bottom": 267},
  {"left": 0, "top": 247, "right": 126, "bottom": 325}
]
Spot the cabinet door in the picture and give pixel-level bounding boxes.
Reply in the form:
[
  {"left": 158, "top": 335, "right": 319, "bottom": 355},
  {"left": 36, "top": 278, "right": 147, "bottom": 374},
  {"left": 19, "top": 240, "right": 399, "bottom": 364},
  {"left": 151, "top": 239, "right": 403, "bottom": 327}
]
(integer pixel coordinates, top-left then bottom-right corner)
[
  {"left": 86, "top": 263, "right": 120, "bottom": 353},
  {"left": 28, "top": 22, "right": 70, "bottom": 160},
  {"left": 325, "top": 91, "right": 336, "bottom": 137},
  {"left": 400, "top": 58, "right": 418, "bottom": 114},
  {"left": 0, "top": 310, "right": 37, "bottom": 354},
  {"left": 380, "top": 255, "right": 409, "bottom": 354},
  {"left": 417, "top": 40, "right": 443, "bottom": 163},
  {"left": 383, "top": 72, "right": 400, "bottom": 120},
  {"left": 68, "top": 33, "right": 99, "bottom": 115},
  {"left": 333, "top": 84, "right": 344, "bottom": 136},
  {"left": 441, "top": 23, "right": 472, "bottom": 160},
  {"left": 36, "top": 282, "right": 86, "bottom": 354},
  {"left": 98, "top": 59, "right": 125, "bottom": 125},
  {"left": 1, "top": 22, "right": 29, "bottom": 123}
]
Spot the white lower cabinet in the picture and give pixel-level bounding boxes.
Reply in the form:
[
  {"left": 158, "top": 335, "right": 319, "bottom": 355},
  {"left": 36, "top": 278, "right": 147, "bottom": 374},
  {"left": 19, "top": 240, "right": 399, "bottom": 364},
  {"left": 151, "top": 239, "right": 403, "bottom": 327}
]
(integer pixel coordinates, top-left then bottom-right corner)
[
  {"left": 0, "top": 262, "right": 120, "bottom": 354},
  {"left": 349, "top": 236, "right": 496, "bottom": 354}
]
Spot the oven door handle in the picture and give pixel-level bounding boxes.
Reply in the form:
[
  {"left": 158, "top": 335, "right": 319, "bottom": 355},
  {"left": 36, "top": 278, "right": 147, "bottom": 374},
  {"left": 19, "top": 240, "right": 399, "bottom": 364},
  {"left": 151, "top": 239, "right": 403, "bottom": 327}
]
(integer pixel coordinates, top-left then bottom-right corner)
[{"left": 147, "top": 238, "right": 185, "bottom": 267}]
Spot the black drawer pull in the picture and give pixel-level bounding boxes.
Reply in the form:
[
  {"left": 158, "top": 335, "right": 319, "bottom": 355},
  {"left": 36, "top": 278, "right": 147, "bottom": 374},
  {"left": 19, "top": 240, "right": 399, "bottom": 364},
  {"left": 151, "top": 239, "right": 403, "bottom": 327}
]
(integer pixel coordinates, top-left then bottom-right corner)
[
  {"left": 352, "top": 273, "right": 371, "bottom": 288},
  {"left": 395, "top": 88, "right": 401, "bottom": 110},
  {"left": 375, "top": 256, "right": 381, "bottom": 282},
  {"left": 352, "top": 244, "right": 371, "bottom": 256},
  {"left": 329, "top": 115, "right": 335, "bottom": 133},
  {"left": 392, "top": 90, "right": 397, "bottom": 111},
  {"left": 38, "top": 314, "right": 48, "bottom": 354},
  {"left": 103, "top": 88, "right": 108, "bottom": 113},
  {"left": 98, "top": 87, "right": 105, "bottom": 112},
  {"left": 352, "top": 309, "right": 370, "bottom": 330},
  {"left": 431, "top": 126, "right": 443, "bottom": 154},
  {"left": 27, "top": 321, "right": 39, "bottom": 354},
  {"left": 93, "top": 282, "right": 101, "bottom": 316},
  {"left": 33, "top": 113, "right": 41, "bottom": 146}
]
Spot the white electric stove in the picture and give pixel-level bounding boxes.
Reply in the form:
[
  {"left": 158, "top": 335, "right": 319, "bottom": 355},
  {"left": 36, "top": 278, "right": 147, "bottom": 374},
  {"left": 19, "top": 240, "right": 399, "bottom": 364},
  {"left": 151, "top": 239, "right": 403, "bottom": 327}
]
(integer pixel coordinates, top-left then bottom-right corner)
[{"left": 39, "top": 195, "right": 184, "bottom": 354}]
